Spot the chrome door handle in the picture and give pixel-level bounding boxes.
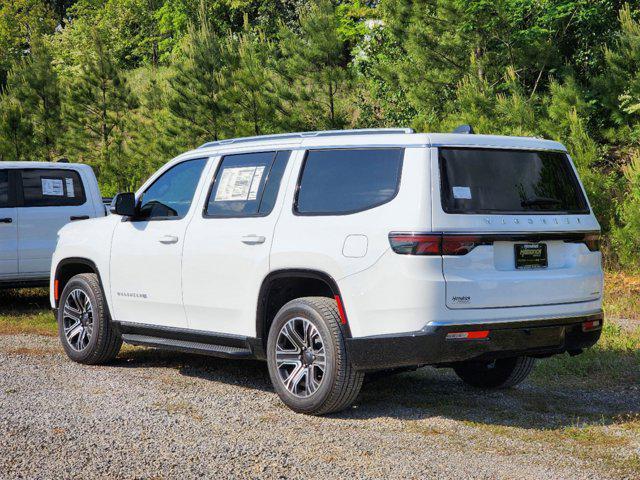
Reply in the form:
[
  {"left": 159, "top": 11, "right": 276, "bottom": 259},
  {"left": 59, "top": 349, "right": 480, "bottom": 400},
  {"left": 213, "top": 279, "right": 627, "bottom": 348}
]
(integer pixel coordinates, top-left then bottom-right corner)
[
  {"left": 159, "top": 235, "right": 179, "bottom": 244},
  {"left": 241, "top": 235, "right": 266, "bottom": 245}
]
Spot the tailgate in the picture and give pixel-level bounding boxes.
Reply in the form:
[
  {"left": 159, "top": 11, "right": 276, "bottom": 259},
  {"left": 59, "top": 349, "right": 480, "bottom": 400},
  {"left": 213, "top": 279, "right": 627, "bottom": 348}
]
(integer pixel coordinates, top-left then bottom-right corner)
[{"left": 441, "top": 232, "right": 602, "bottom": 309}]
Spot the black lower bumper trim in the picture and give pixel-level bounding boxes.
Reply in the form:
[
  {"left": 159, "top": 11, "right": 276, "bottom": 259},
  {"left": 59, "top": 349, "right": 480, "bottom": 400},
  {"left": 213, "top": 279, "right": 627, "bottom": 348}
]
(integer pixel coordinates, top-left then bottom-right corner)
[{"left": 345, "top": 312, "right": 604, "bottom": 371}]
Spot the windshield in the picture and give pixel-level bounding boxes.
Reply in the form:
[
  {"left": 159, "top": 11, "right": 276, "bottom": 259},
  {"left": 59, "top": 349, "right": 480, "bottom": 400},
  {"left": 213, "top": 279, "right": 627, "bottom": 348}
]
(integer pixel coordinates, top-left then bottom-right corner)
[{"left": 439, "top": 148, "right": 589, "bottom": 214}]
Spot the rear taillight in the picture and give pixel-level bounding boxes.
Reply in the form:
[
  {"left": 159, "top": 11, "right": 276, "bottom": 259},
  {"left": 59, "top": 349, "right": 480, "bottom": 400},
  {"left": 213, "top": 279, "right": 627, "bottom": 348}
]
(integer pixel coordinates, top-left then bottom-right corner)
[
  {"left": 389, "top": 233, "right": 441, "bottom": 255},
  {"left": 389, "top": 233, "right": 488, "bottom": 256},
  {"left": 583, "top": 233, "right": 600, "bottom": 252},
  {"left": 442, "top": 235, "right": 487, "bottom": 255}
]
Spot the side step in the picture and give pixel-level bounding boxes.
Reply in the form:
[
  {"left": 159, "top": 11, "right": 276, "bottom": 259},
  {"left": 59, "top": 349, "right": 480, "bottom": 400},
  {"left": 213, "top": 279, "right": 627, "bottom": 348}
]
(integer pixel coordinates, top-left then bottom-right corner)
[{"left": 121, "top": 333, "right": 254, "bottom": 359}]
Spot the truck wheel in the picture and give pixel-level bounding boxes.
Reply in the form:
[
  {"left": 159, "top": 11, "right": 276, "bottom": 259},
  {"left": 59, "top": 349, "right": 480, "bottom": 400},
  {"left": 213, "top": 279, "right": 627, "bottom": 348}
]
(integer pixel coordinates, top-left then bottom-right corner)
[
  {"left": 453, "top": 356, "right": 535, "bottom": 389},
  {"left": 58, "top": 273, "right": 122, "bottom": 365},
  {"left": 266, "top": 297, "right": 364, "bottom": 415}
]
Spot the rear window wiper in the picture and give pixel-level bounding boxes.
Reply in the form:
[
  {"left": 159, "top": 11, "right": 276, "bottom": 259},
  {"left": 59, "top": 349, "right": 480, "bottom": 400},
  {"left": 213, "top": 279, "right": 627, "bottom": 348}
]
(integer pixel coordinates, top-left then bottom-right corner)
[{"left": 521, "top": 197, "right": 563, "bottom": 208}]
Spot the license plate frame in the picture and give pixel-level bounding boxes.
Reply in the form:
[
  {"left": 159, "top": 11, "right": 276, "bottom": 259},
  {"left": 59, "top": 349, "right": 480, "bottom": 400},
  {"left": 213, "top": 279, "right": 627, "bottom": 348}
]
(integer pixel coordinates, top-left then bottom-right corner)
[{"left": 514, "top": 243, "right": 548, "bottom": 270}]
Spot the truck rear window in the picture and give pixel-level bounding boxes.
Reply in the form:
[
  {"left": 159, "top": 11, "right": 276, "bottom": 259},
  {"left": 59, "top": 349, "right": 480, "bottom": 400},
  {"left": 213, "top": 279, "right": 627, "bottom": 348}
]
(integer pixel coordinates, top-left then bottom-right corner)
[{"left": 439, "top": 148, "right": 589, "bottom": 214}]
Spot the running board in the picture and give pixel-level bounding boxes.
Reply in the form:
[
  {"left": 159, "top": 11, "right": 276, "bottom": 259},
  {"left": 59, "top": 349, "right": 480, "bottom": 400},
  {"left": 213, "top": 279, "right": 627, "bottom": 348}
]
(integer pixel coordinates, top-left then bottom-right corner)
[{"left": 121, "top": 333, "right": 254, "bottom": 359}]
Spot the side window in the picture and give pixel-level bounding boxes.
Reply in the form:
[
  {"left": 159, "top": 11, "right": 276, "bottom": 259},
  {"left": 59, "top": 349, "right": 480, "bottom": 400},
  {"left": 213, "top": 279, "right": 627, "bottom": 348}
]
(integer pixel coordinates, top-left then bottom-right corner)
[
  {"left": 21, "top": 169, "right": 86, "bottom": 207},
  {"left": 0, "top": 170, "right": 9, "bottom": 207},
  {"left": 295, "top": 148, "right": 403, "bottom": 215},
  {"left": 205, "top": 150, "right": 291, "bottom": 217},
  {"left": 138, "top": 158, "right": 208, "bottom": 220}
]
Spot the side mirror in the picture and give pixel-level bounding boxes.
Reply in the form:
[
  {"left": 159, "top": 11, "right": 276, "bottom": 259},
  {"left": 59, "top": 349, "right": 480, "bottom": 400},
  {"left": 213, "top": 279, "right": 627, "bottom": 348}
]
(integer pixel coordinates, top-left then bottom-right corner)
[{"left": 110, "top": 192, "right": 136, "bottom": 217}]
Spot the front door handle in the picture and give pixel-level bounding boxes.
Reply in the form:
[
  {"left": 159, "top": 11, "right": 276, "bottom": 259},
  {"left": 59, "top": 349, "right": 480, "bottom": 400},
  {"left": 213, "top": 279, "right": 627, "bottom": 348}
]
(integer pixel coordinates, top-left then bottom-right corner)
[
  {"left": 0, "top": 217, "right": 12, "bottom": 224},
  {"left": 159, "top": 235, "right": 179, "bottom": 244},
  {"left": 70, "top": 215, "right": 90, "bottom": 221},
  {"left": 241, "top": 235, "right": 266, "bottom": 245}
]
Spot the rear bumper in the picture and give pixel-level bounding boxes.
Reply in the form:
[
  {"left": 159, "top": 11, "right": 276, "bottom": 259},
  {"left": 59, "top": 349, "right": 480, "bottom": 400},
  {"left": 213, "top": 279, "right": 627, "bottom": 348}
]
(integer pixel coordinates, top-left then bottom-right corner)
[{"left": 345, "top": 312, "right": 603, "bottom": 371}]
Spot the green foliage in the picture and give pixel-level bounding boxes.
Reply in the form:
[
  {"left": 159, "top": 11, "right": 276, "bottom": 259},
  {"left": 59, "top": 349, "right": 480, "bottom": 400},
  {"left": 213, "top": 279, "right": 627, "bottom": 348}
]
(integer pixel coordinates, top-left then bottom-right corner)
[
  {"left": 3, "top": 0, "right": 640, "bottom": 268},
  {"left": 63, "top": 29, "right": 137, "bottom": 193},
  {"left": 166, "top": 14, "right": 229, "bottom": 145},
  {"left": 221, "top": 24, "right": 279, "bottom": 135},
  {"left": 278, "top": 0, "right": 352, "bottom": 129},
  {"left": 0, "top": 0, "right": 56, "bottom": 86}
]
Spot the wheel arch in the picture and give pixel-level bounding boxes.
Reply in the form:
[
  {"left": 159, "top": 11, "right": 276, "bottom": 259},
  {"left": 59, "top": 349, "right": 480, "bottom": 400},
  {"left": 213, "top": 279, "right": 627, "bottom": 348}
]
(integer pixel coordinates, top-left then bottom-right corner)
[
  {"left": 255, "top": 269, "right": 351, "bottom": 359},
  {"left": 53, "top": 257, "right": 105, "bottom": 308}
]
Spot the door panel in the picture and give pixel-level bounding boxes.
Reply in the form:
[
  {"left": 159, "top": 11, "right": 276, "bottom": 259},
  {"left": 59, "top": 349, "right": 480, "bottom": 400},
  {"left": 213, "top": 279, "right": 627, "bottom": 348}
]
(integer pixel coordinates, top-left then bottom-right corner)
[
  {"left": 182, "top": 151, "right": 292, "bottom": 336},
  {"left": 109, "top": 157, "right": 209, "bottom": 327},
  {"left": 17, "top": 169, "right": 93, "bottom": 275},
  {"left": 110, "top": 219, "right": 190, "bottom": 326},
  {"left": 0, "top": 170, "right": 18, "bottom": 277}
]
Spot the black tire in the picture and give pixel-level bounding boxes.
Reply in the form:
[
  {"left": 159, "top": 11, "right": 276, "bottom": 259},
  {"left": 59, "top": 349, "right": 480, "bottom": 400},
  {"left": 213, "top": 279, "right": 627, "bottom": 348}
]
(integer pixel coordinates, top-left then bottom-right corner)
[
  {"left": 266, "top": 297, "right": 364, "bottom": 415},
  {"left": 453, "top": 356, "right": 535, "bottom": 389},
  {"left": 57, "top": 273, "right": 122, "bottom": 365}
]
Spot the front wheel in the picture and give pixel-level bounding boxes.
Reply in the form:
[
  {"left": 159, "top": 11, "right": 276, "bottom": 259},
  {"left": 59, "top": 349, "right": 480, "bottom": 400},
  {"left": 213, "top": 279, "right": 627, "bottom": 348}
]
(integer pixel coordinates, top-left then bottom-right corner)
[
  {"left": 453, "top": 356, "right": 535, "bottom": 389},
  {"left": 58, "top": 273, "right": 122, "bottom": 365},
  {"left": 266, "top": 297, "right": 364, "bottom": 415}
]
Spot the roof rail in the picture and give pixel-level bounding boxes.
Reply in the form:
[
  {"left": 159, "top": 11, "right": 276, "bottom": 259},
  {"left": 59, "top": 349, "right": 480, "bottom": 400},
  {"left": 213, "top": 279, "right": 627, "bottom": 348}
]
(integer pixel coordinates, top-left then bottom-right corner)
[{"left": 198, "top": 128, "right": 415, "bottom": 149}]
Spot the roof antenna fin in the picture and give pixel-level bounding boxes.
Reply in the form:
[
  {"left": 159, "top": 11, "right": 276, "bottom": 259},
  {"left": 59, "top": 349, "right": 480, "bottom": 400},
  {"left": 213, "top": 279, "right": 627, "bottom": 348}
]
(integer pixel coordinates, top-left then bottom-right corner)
[{"left": 453, "top": 124, "right": 474, "bottom": 134}]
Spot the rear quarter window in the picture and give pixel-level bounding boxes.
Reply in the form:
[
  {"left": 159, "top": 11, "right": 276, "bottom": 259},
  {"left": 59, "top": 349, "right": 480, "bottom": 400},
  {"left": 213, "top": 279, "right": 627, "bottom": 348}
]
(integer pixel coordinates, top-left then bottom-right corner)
[
  {"left": 295, "top": 148, "right": 404, "bottom": 215},
  {"left": 439, "top": 148, "right": 589, "bottom": 214},
  {"left": 21, "top": 169, "right": 86, "bottom": 207}
]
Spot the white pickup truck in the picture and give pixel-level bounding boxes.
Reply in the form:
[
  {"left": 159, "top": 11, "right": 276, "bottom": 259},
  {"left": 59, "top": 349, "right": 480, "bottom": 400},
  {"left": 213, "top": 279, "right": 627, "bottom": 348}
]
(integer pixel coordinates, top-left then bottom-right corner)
[{"left": 0, "top": 162, "right": 105, "bottom": 288}]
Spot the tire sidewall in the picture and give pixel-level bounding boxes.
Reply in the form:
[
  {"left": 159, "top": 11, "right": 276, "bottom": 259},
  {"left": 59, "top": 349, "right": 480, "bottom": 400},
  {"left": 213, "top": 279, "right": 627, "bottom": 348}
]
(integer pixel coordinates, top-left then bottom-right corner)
[
  {"left": 267, "top": 301, "right": 339, "bottom": 413},
  {"left": 57, "top": 275, "right": 103, "bottom": 363}
]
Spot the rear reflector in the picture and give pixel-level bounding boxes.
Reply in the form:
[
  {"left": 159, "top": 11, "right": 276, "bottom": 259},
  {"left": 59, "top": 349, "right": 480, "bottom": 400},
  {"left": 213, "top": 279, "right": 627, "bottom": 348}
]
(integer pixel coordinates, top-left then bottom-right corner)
[
  {"left": 334, "top": 295, "right": 348, "bottom": 325},
  {"left": 446, "top": 330, "right": 490, "bottom": 340},
  {"left": 582, "top": 319, "right": 601, "bottom": 332}
]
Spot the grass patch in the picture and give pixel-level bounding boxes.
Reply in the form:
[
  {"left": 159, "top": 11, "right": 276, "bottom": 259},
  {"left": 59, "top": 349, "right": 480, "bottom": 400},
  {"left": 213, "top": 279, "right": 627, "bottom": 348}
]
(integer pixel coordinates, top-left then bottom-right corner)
[
  {"left": 533, "top": 322, "right": 640, "bottom": 387},
  {"left": 604, "top": 271, "right": 640, "bottom": 321},
  {"left": 0, "top": 288, "right": 56, "bottom": 336}
]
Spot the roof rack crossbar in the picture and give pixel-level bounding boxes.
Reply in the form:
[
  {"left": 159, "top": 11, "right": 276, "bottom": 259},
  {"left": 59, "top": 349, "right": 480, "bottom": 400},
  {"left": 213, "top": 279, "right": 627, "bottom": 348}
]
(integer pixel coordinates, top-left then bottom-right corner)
[{"left": 198, "top": 128, "right": 414, "bottom": 149}]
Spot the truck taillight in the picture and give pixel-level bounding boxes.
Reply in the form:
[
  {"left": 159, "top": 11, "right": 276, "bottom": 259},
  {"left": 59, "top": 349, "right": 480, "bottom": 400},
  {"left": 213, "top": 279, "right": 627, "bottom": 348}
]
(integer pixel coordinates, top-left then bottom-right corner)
[{"left": 389, "top": 233, "right": 441, "bottom": 255}]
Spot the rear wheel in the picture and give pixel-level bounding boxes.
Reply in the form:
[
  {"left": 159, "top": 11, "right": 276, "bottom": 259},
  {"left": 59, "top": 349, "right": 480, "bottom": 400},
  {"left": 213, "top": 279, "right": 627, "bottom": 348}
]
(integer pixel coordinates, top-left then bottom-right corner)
[
  {"left": 58, "top": 273, "right": 122, "bottom": 365},
  {"left": 266, "top": 297, "right": 364, "bottom": 415},
  {"left": 453, "top": 356, "right": 535, "bottom": 389}
]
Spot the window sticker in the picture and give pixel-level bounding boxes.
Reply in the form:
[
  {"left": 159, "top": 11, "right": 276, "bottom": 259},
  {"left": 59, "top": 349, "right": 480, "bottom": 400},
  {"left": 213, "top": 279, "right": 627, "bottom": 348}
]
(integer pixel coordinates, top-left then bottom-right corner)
[
  {"left": 452, "top": 186, "right": 472, "bottom": 199},
  {"left": 215, "top": 166, "right": 264, "bottom": 202},
  {"left": 247, "top": 166, "right": 265, "bottom": 200},
  {"left": 41, "top": 178, "right": 64, "bottom": 197},
  {"left": 65, "top": 178, "right": 75, "bottom": 197}
]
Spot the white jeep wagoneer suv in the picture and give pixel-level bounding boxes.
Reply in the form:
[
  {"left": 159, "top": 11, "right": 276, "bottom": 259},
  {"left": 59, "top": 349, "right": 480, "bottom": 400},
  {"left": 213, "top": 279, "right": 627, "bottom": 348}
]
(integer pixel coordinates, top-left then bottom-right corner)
[{"left": 50, "top": 128, "right": 603, "bottom": 415}]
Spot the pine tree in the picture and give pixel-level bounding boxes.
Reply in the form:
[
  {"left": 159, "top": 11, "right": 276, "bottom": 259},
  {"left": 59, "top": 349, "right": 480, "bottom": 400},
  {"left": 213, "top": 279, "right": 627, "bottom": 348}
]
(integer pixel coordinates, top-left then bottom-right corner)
[
  {"left": 222, "top": 23, "right": 278, "bottom": 136},
  {"left": 0, "top": 95, "right": 33, "bottom": 161},
  {"left": 167, "top": 14, "right": 229, "bottom": 145},
  {"left": 63, "top": 29, "right": 136, "bottom": 187},
  {"left": 278, "top": 0, "right": 351, "bottom": 130},
  {"left": 8, "top": 38, "right": 62, "bottom": 161}
]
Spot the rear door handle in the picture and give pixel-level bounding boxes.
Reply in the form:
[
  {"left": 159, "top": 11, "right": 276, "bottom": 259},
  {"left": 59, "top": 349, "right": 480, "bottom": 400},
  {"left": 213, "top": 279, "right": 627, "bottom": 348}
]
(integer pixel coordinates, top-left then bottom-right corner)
[
  {"left": 159, "top": 235, "right": 179, "bottom": 244},
  {"left": 241, "top": 235, "right": 266, "bottom": 245},
  {"left": 0, "top": 218, "right": 12, "bottom": 224},
  {"left": 70, "top": 215, "right": 90, "bottom": 221}
]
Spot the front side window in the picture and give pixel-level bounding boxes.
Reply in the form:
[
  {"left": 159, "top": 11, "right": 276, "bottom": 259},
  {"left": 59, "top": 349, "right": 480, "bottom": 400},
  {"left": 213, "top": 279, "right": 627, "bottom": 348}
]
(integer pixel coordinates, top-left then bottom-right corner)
[
  {"left": 439, "top": 148, "right": 589, "bottom": 214},
  {"left": 138, "top": 158, "right": 208, "bottom": 220},
  {"left": 0, "top": 170, "right": 9, "bottom": 207},
  {"left": 295, "top": 148, "right": 404, "bottom": 215},
  {"left": 21, "top": 169, "right": 86, "bottom": 207},
  {"left": 205, "top": 151, "right": 291, "bottom": 217}
]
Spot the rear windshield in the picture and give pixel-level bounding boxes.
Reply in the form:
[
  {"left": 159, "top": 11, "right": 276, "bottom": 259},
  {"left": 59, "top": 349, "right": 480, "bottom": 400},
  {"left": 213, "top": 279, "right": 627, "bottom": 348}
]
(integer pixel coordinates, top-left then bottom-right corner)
[{"left": 439, "top": 148, "right": 589, "bottom": 214}]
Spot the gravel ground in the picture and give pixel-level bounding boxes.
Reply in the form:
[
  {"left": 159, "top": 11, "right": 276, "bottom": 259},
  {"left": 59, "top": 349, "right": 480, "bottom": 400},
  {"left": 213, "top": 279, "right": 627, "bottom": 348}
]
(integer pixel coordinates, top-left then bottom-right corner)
[{"left": 0, "top": 334, "right": 638, "bottom": 480}]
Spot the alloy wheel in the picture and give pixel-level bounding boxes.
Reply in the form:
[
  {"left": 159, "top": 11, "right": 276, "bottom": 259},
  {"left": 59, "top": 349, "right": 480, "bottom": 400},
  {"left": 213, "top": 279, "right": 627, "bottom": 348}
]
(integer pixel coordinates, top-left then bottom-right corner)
[
  {"left": 62, "top": 289, "right": 94, "bottom": 352},
  {"left": 275, "top": 317, "right": 327, "bottom": 397}
]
